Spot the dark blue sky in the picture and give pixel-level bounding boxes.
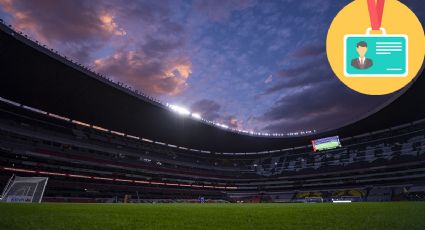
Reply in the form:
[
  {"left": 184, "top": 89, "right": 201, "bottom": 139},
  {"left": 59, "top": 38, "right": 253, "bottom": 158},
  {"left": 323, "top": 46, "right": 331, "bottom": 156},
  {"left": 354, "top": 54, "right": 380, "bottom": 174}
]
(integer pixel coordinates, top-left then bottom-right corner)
[{"left": 0, "top": 0, "right": 423, "bottom": 133}]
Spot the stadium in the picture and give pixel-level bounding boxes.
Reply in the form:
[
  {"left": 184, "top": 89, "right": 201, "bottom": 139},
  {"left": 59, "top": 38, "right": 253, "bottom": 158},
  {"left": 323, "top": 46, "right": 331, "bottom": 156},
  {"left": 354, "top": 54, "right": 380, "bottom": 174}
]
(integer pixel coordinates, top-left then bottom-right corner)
[{"left": 1, "top": 1, "right": 425, "bottom": 229}]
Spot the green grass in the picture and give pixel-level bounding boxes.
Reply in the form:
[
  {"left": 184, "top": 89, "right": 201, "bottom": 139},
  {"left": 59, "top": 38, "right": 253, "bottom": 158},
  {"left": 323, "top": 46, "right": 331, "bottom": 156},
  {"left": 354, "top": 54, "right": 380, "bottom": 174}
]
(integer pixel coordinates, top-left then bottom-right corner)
[{"left": 0, "top": 202, "right": 424, "bottom": 230}]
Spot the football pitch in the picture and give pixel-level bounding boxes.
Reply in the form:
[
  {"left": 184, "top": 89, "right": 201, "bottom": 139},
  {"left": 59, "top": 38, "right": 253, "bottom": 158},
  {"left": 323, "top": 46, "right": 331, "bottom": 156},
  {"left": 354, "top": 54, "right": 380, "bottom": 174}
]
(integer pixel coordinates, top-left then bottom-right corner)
[{"left": 0, "top": 202, "right": 424, "bottom": 230}]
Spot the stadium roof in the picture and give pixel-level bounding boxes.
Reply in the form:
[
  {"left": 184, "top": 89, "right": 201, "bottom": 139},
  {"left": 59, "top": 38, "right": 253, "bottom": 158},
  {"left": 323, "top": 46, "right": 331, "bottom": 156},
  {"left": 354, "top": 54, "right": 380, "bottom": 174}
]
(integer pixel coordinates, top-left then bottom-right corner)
[{"left": 1, "top": 23, "right": 424, "bottom": 153}]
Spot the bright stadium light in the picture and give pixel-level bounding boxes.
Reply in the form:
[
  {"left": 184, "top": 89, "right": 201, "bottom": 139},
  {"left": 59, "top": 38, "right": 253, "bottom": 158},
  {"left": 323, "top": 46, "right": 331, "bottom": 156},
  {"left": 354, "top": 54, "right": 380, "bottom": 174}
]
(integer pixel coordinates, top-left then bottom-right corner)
[
  {"left": 169, "top": 104, "right": 191, "bottom": 116},
  {"left": 191, "top": 113, "right": 202, "bottom": 119},
  {"left": 217, "top": 123, "right": 229, "bottom": 129}
]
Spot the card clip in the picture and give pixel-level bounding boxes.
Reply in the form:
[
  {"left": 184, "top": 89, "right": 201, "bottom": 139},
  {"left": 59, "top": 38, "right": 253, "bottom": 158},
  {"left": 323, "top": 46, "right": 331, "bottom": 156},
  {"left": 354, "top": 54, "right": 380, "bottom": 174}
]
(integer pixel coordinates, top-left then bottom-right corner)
[{"left": 366, "top": 27, "right": 387, "bottom": 35}]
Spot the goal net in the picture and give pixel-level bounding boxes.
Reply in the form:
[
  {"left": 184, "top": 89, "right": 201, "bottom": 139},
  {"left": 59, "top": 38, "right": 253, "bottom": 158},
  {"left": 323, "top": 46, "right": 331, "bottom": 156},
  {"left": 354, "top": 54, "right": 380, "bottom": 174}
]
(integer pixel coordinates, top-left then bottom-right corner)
[{"left": 1, "top": 176, "right": 48, "bottom": 203}]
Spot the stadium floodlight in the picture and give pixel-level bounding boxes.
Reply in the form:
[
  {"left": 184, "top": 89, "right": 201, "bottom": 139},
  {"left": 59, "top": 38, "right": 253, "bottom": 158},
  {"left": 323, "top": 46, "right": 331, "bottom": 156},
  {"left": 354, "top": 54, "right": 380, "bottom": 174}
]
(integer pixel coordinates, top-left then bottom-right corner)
[
  {"left": 169, "top": 104, "right": 191, "bottom": 116},
  {"left": 191, "top": 113, "right": 202, "bottom": 119},
  {"left": 217, "top": 123, "right": 229, "bottom": 129}
]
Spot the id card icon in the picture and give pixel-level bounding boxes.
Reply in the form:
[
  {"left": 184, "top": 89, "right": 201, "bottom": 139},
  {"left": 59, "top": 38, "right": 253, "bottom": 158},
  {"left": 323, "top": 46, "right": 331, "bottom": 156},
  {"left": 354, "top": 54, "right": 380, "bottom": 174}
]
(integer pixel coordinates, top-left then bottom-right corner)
[{"left": 344, "top": 28, "right": 408, "bottom": 77}]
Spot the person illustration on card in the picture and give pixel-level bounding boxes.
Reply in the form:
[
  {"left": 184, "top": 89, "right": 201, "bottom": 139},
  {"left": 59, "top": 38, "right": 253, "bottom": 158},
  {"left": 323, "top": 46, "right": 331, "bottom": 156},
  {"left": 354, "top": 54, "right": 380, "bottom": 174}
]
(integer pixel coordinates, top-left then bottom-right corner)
[{"left": 351, "top": 41, "right": 373, "bottom": 69}]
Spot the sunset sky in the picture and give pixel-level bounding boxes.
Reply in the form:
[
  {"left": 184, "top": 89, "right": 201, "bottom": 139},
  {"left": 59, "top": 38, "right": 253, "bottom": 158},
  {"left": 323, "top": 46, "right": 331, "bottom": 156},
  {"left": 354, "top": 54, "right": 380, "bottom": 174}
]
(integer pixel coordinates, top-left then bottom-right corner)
[{"left": 0, "top": 0, "right": 423, "bottom": 133}]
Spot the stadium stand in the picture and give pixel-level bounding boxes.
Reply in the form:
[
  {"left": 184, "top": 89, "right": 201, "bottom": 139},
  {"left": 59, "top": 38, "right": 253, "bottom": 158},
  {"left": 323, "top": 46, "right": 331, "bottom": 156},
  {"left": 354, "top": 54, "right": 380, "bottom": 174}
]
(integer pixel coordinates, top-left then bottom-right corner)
[
  {"left": 367, "top": 187, "right": 393, "bottom": 202},
  {"left": 1, "top": 97, "right": 425, "bottom": 202}
]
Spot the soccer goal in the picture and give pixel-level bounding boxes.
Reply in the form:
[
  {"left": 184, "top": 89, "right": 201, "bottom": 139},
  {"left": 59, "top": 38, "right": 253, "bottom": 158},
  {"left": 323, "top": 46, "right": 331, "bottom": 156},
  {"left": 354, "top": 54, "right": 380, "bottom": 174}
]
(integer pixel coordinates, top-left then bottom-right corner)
[{"left": 1, "top": 175, "right": 48, "bottom": 203}]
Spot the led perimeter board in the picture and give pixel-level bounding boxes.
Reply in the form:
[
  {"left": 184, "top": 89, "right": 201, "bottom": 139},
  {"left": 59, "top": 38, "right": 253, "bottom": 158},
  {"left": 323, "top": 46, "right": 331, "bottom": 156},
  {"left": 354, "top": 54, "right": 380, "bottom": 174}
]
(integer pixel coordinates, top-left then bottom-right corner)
[{"left": 312, "top": 136, "right": 342, "bottom": 152}]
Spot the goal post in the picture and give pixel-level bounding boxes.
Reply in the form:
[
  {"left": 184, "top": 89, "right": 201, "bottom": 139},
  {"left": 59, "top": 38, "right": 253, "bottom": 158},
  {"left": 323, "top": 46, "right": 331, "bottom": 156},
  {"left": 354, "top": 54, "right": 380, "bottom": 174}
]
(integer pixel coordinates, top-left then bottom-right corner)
[{"left": 1, "top": 176, "right": 48, "bottom": 203}]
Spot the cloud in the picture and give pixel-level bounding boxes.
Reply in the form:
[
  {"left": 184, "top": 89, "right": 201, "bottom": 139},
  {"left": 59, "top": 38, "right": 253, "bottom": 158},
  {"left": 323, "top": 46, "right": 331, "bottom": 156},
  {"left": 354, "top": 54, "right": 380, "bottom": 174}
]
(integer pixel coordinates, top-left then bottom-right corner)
[
  {"left": 95, "top": 50, "right": 191, "bottom": 96},
  {"left": 220, "top": 115, "right": 240, "bottom": 128},
  {"left": 190, "top": 99, "right": 241, "bottom": 129},
  {"left": 0, "top": 0, "right": 194, "bottom": 96},
  {"left": 99, "top": 13, "right": 126, "bottom": 36},
  {"left": 0, "top": 0, "right": 124, "bottom": 61},
  {"left": 262, "top": 58, "right": 331, "bottom": 95},
  {"left": 141, "top": 36, "right": 184, "bottom": 59},
  {"left": 190, "top": 99, "right": 221, "bottom": 121},
  {"left": 93, "top": 9, "right": 192, "bottom": 97},
  {"left": 258, "top": 81, "right": 392, "bottom": 132}
]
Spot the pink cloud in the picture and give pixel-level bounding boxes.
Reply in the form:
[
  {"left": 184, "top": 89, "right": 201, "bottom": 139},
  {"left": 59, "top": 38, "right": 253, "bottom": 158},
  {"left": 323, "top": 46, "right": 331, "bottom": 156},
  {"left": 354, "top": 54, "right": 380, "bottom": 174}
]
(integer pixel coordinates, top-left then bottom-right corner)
[
  {"left": 0, "top": 0, "right": 125, "bottom": 62},
  {"left": 0, "top": 0, "right": 192, "bottom": 97},
  {"left": 95, "top": 50, "right": 192, "bottom": 96}
]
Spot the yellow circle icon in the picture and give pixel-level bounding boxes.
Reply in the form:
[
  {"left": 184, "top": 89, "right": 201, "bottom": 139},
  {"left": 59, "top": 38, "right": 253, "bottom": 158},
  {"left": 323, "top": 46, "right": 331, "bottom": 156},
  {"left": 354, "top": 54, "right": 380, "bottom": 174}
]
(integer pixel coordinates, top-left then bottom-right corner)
[{"left": 327, "top": 0, "right": 425, "bottom": 95}]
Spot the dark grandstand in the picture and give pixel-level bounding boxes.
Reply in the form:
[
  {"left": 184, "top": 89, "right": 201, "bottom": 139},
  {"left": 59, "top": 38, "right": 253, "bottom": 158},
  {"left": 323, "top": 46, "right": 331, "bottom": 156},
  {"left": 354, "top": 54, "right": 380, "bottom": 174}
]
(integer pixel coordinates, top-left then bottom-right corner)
[{"left": 1, "top": 20, "right": 425, "bottom": 203}]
